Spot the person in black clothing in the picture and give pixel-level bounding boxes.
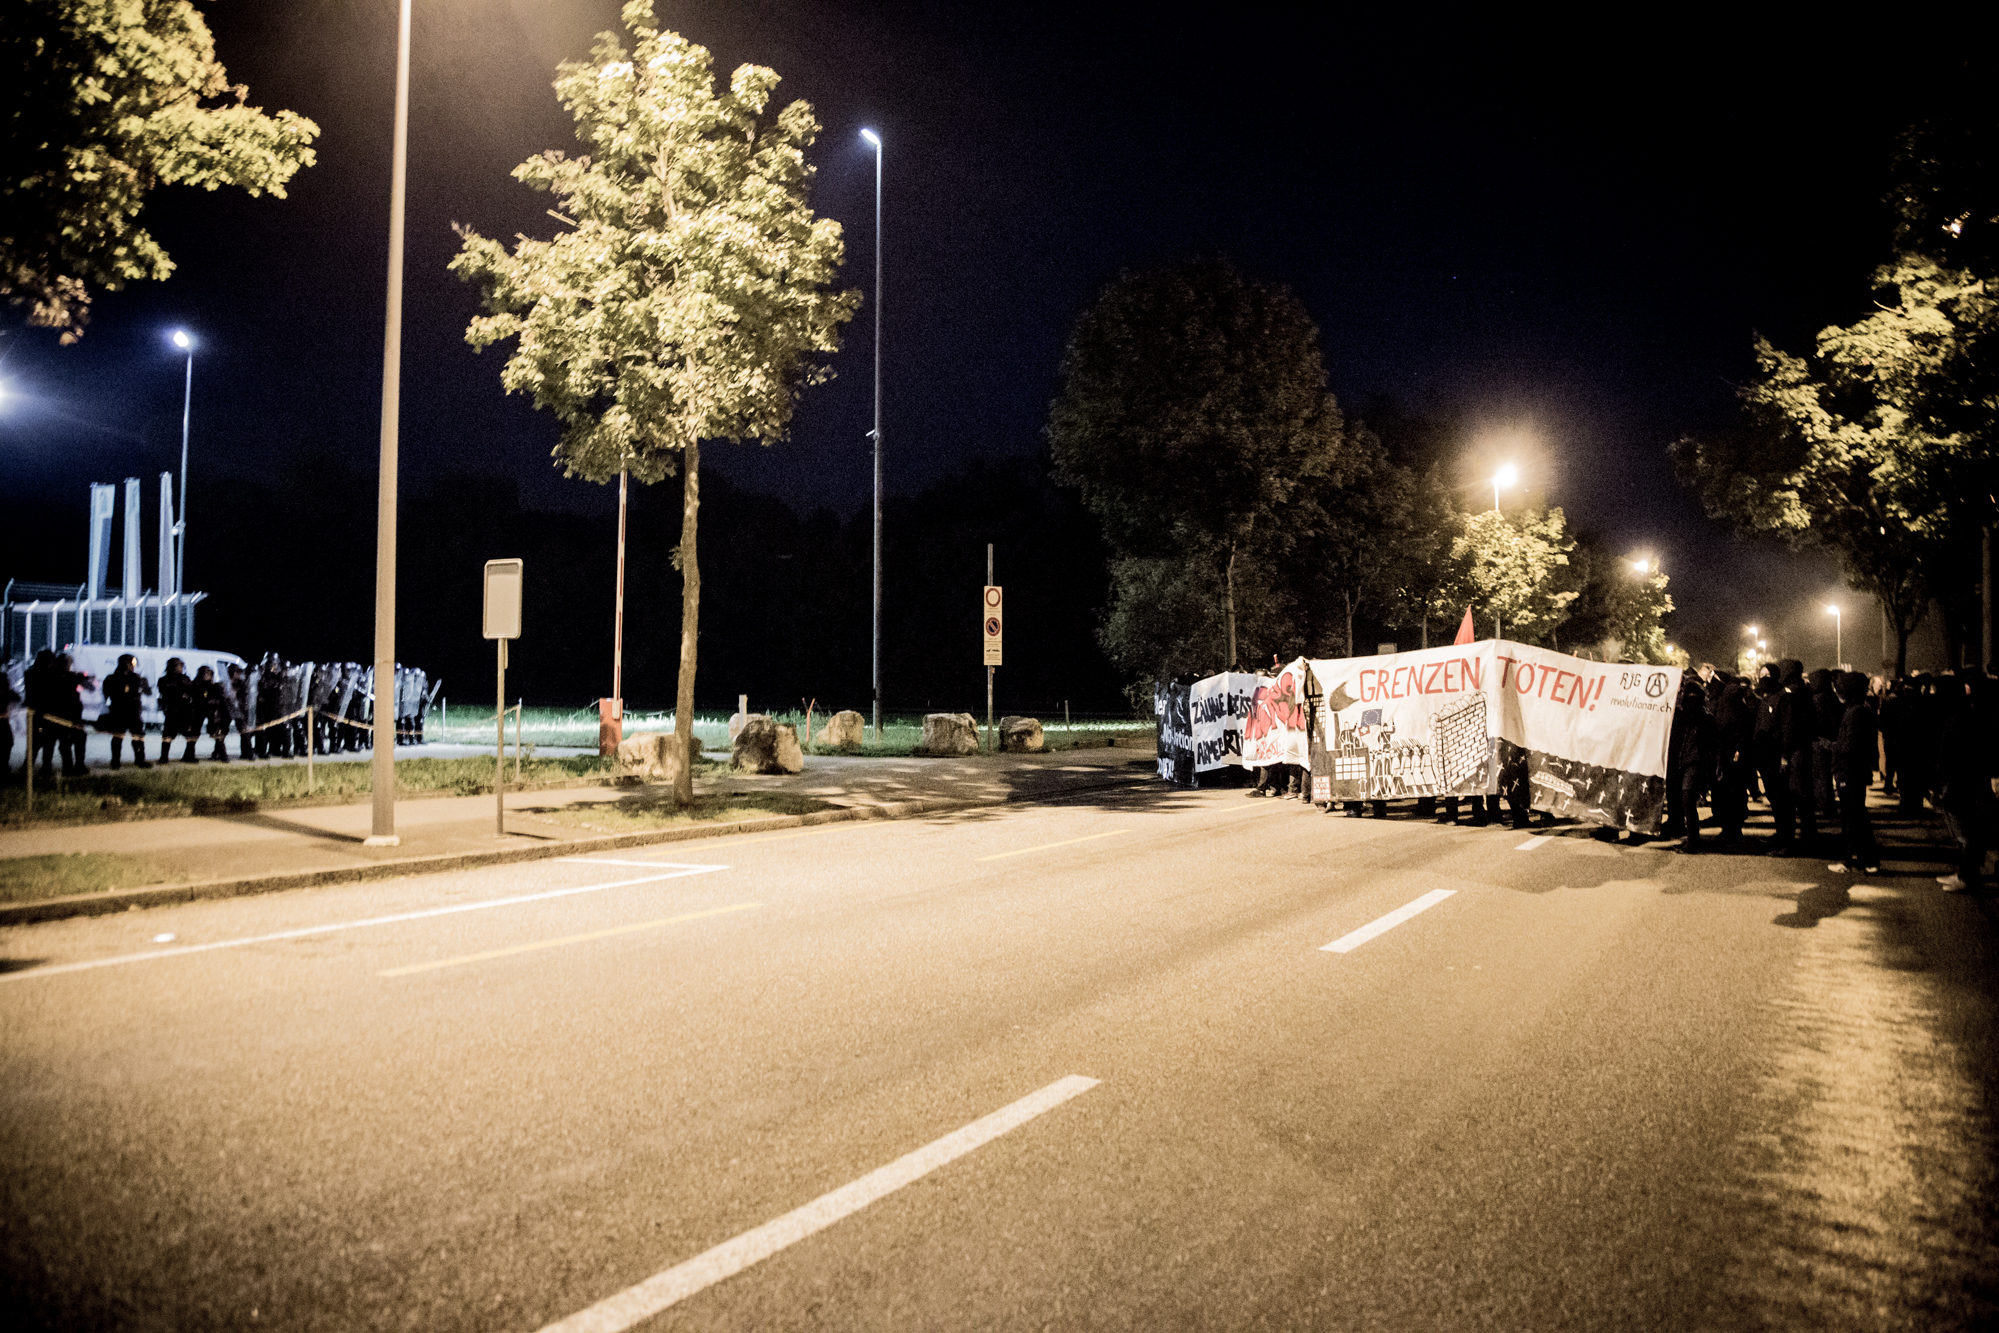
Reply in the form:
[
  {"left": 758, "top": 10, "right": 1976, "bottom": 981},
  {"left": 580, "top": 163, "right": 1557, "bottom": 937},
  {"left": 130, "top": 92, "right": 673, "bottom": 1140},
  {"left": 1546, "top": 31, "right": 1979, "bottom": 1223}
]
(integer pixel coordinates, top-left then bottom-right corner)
[
  {"left": 194, "top": 665, "right": 231, "bottom": 762},
  {"left": 1935, "top": 673, "right": 1995, "bottom": 892},
  {"left": 157, "top": 658, "right": 198, "bottom": 763},
  {"left": 1710, "top": 675, "right": 1755, "bottom": 842},
  {"left": 101, "top": 653, "right": 152, "bottom": 769},
  {"left": 1829, "top": 671, "right": 1880, "bottom": 874},
  {"left": 228, "top": 663, "right": 254, "bottom": 760},
  {"left": 1809, "top": 669, "right": 1840, "bottom": 825},
  {"left": 1667, "top": 676, "right": 1716, "bottom": 851},
  {"left": 1751, "top": 667, "right": 1785, "bottom": 839},
  {"left": 257, "top": 653, "right": 289, "bottom": 758},
  {"left": 1769, "top": 660, "right": 1819, "bottom": 854}
]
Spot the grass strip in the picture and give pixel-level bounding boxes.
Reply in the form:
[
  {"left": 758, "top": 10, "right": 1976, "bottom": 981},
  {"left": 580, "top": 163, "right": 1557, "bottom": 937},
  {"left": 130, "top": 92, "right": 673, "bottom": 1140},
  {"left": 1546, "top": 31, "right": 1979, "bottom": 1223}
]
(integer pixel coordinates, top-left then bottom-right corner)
[{"left": 0, "top": 853, "right": 191, "bottom": 904}]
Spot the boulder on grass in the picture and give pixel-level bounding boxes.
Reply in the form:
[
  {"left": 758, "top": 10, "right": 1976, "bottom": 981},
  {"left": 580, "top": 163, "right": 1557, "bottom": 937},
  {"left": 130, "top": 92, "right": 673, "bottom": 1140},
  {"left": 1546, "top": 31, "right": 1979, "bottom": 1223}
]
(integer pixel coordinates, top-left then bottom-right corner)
[
  {"left": 814, "top": 709, "right": 865, "bottom": 751},
  {"left": 913, "top": 711, "right": 979, "bottom": 757},
  {"left": 999, "top": 715, "right": 1045, "bottom": 753},
  {"left": 732, "top": 715, "right": 805, "bottom": 774},
  {"left": 727, "top": 711, "right": 750, "bottom": 743},
  {"left": 616, "top": 731, "right": 685, "bottom": 784}
]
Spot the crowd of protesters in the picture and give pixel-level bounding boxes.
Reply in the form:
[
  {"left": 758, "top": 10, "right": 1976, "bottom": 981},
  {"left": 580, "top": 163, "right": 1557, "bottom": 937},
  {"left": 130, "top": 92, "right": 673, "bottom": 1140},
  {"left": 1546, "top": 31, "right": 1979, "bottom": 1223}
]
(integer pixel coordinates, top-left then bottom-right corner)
[
  {"left": 1234, "top": 654, "right": 1999, "bottom": 895},
  {"left": 0, "top": 651, "right": 438, "bottom": 782}
]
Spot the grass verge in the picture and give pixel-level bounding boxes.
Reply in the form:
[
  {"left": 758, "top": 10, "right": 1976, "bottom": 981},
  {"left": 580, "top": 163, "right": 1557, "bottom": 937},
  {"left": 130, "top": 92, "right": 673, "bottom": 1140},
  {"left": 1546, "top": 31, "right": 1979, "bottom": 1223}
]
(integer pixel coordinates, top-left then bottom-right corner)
[
  {"left": 0, "top": 754, "right": 623, "bottom": 827},
  {"left": 0, "top": 852, "right": 191, "bottom": 904}
]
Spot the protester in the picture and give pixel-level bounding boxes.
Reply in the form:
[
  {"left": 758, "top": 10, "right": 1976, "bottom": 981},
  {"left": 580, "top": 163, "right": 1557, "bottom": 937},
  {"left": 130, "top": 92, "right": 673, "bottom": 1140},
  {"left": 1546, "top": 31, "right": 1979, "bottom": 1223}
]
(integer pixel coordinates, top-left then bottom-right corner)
[
  {"left": 1935, "top": 674, "right": 1996, "bottom": 892},
  {"left": 0, "top": 666, "right": 18, "bottom": 782},
  {"left": 1770, "top": 660, "right": 1818, "bottom": 854},
  {"left": 1710, "top": 674, "right": 1755, "bottom": 842},
  {"left": 100, "top": 654, "right": 152, "bottom": 770},
  {"left": 1829, "top": 671, "right": 1880, "bottom": 874},
  {"left": 1667, "top": 676, "right": 1716, "bottom": 852}
]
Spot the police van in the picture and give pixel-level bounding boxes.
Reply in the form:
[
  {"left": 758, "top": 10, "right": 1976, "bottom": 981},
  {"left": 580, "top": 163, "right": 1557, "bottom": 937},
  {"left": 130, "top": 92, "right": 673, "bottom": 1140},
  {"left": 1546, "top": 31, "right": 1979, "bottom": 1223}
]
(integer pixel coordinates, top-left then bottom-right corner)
[{"left": 62, "top": 645, "right": 250, "bottom": 728}]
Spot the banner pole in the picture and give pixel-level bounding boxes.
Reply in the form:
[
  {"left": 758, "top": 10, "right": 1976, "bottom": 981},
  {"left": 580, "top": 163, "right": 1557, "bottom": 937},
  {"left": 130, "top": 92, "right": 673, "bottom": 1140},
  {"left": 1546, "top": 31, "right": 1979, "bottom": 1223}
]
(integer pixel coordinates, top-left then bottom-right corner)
[
  {"left": 24, "top": 709, "right": 33, "bottom": 816},
  {"left": 307, "top": 708, "right": 315, "bottom": 794}
]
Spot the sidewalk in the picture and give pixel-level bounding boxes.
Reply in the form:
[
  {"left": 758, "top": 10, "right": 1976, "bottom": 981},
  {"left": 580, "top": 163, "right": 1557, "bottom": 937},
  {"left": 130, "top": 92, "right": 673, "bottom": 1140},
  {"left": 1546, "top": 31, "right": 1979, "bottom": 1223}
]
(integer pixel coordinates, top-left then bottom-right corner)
[{"left": 0, "top": 743, "right": 1162, "bottom": 924}]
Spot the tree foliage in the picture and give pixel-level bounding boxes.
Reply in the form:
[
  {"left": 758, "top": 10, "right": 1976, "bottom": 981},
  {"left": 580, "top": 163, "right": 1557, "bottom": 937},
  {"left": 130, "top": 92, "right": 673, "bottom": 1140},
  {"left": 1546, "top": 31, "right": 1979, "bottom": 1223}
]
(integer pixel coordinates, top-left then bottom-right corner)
[
  {"left": 1048, "top": 258, "right": 1348, "bottom": 674},
  {"left": 450, "top": 1, "right": 856, "bottom": 801},
  {"left": 1, "top": 0, "right": 319, "bottom": 341}
]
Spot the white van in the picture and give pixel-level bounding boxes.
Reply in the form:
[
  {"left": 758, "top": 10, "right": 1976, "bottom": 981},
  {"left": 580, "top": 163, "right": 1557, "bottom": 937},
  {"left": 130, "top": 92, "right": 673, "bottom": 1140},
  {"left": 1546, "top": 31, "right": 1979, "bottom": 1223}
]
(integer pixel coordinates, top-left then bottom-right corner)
[{"left": 60, "top": 645, "right": 251, "bottom": 728}]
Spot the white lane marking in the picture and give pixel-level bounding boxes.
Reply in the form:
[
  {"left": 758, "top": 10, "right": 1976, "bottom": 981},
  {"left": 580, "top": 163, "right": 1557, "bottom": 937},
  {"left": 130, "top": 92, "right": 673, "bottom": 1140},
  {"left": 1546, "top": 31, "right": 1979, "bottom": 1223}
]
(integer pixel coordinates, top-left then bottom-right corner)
[
  {"left": 537, "top": 1075, "right": 1101, "bottom": 1333},
  {"left": 1320, "top": 889, "right": 1457, "bottom": 953},
  {"left": 0, "top": 865, "right": 728, "bottom": 985},
  {"left": 1514, "top": 835, "right": 1550, "bottom": 852},
  {"left": 556, "top": 857, "right": 714, "bottom": 869}
]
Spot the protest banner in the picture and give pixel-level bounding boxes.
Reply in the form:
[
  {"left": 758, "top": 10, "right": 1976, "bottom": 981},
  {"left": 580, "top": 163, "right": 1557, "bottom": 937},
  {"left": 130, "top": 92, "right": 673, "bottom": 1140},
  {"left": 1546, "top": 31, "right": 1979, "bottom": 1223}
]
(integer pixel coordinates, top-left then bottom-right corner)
[
  {"left": 1305, "top": 641, "right": 1681, "bottom": 832},
  {"left": 1153, "top": 679, "right": 1193, "bottom": 782},
  {"left": 1242, "top": 658, "right": 1312, "bottom": 769},
  {"left": 1190, "top": 671, "right": 1260, "bottom": 772}
]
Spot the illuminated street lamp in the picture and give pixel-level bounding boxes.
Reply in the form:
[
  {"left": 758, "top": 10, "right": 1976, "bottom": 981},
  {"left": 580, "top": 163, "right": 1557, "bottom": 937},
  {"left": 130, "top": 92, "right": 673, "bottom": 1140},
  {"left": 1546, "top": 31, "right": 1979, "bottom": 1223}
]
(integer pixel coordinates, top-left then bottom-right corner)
[
  {"left": 860, "top": 126, "right": 883, "bottom": 743},
  {"left": 170, "top": 328, "right": 194, "bottom": 647},
  {"left": 1493, "top": 463, "right": 1518, "bottom": 511},
  {"left": 1826, "top": 603, "right": 1843, "bottom": 666}
]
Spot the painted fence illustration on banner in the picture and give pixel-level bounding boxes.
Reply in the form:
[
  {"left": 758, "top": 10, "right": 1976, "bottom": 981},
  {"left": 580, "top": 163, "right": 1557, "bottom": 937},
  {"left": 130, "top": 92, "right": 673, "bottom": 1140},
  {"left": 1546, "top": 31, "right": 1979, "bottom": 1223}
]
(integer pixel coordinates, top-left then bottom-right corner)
[{"left": 1158, "top": 642, "right": 1680, "bottom": 833}]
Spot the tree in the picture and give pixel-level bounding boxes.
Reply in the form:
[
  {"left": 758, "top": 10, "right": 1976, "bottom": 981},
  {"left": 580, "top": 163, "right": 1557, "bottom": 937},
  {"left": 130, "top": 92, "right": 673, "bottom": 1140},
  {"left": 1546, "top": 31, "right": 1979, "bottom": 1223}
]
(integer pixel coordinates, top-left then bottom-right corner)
[
  {"left": 450, "top": 1, "right": 857, "bottom": 803},
  {"left": 1, "top": 0, "right": 319, "bottom": 341},
  {"left": 1561, "top": 535, "right": 1676, "bottom": 663},
  {"left": 1437, "top": 507, "right": 1578, "bottom": 646},
  {"left": 1048, "top": 258, "right": 1347, "bottom": 676}
]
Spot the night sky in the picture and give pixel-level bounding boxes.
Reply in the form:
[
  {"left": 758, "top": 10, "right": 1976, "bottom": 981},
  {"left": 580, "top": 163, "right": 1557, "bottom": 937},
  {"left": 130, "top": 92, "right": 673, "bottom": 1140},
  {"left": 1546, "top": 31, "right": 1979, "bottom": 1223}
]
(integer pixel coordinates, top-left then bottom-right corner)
[{"left": 0, "top": 3, "right": 1945, "bottom": 683}]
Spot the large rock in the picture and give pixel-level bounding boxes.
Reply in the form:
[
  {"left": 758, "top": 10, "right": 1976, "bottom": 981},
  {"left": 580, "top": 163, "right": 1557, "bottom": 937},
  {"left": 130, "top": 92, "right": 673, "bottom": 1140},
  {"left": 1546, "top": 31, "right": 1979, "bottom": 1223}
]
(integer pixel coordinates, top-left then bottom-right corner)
[
  {"left": 616, "top": 730, "right": 685, "bottom": 784},
  {"left": 913, "top": 712, "right": 979, "bottom": 757},
  {"left": 814, "top": 709, "right": 865, "bottom": 751},
  {"left": 999, "top": 715, "right": 1045, "bottom": 753},
  {"left": 727, "top": 711, "right": 750, "bottom": 743},
  {"left": 732, "top": 714, "right": 804, "bottom": 774}
]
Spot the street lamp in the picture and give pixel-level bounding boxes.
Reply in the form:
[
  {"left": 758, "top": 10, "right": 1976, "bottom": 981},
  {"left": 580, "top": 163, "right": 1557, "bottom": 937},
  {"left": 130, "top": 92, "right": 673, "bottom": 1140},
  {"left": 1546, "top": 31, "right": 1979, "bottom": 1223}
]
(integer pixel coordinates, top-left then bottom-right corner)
[
  {"left": 169, "top": 329, "right": 194, "bottom": 648},
  {"left": 1493, "top": 462, "right": 1518, "bottom": 511},
  {"left": 1826, "top": 604, "right": 1842, "bottom": 667},
  {"left": 860, "top": 126, "right": 883, "bottom": 743},
  {"left": 366, "top": 0, "right": 412, "bottom": 847}
]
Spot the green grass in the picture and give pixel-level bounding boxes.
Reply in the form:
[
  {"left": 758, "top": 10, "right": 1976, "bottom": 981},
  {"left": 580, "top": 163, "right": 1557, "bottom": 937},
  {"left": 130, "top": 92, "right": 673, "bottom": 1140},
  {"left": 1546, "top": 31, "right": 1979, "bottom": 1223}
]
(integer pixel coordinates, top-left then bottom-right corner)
[
  {"left": 0, "top": 852, "right": 191, "bottom": 903},
  {"left": 425, "top": 707, "right": 1154, "bottom": 757},
  {"left": 0, "top": 754, "right": 622, "bottom": 827},
  {"left": 517, "top": 788, "right": 834, "bottom": 834}
]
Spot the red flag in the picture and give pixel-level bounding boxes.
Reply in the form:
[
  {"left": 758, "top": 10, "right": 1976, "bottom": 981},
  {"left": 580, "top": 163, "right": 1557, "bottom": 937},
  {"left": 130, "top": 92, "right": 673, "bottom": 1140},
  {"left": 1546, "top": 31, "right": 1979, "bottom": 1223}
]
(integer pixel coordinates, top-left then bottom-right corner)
[{"left": 1453, "top": 606, "right": 1475, "bottom": 645}]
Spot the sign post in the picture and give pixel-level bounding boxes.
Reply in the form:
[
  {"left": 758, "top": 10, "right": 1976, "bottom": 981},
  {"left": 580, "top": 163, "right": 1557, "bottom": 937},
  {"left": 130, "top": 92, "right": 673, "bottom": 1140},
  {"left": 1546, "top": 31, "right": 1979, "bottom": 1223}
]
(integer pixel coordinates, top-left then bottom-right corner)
[
  {"left": 483, "top": 559, "right": 523, "bottom": 837},
  {"left": 983, "top": 545, "right": 1002, "bottom": 754}
]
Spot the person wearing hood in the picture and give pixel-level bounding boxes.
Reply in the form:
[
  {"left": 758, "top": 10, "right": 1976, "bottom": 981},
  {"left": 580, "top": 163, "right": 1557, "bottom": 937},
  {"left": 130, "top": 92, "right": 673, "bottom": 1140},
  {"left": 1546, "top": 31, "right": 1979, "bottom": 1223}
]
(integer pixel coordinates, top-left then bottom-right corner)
[
  {"left": 1828, "top": 671, "right": 1880, "bottom": 874},
  {"left": 1710, "top": 674, "right": 1756, "bottom": 842},
  {"left": 1667, "top": 676, "right": 1717, "bottom": 852},
  {"left": 1934, "top": 673, "right": 1996, "bottom": 892},
  {"left": 1770, "top": 659, "right": 1818, "bottom": 855}
]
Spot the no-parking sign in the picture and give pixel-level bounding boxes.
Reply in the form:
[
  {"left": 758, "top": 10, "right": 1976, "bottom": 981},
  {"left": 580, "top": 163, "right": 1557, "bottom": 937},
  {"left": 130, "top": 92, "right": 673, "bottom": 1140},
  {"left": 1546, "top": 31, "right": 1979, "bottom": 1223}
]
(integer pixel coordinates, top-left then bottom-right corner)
[{"left": 982, "top": 585, "right": 1002, "bottom": 666}]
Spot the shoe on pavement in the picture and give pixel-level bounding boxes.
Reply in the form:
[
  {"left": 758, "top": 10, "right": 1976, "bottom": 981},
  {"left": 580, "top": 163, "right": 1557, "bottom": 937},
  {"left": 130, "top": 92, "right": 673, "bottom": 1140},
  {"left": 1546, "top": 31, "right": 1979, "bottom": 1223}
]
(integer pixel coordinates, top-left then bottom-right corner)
[{"left": 1938, "top": 874, "right": 1971, "bottom": 891}]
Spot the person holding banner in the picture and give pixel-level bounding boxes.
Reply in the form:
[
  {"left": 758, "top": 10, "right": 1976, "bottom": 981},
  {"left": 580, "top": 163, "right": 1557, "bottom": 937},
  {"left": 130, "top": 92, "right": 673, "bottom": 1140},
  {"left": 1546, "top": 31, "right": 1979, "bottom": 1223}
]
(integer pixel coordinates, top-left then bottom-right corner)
[{"left": 1667, "top": 676, "right": 1716, "bottom": 851}]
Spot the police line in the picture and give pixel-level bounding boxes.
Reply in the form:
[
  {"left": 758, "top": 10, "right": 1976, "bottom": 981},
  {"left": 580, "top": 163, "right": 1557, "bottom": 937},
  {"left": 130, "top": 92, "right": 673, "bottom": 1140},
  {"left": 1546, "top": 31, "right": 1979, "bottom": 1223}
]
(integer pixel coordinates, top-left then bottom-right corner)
[{"left": 1156, "top": 641, "right": 1685, "bottom": 833}]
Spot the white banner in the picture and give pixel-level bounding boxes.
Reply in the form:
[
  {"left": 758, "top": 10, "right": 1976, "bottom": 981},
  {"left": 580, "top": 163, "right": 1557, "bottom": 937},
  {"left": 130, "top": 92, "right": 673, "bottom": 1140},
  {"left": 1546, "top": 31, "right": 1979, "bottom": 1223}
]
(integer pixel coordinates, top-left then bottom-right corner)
[
  {"left": 1304, "top": 642, "right": 1680, "bottom": 832},
  {"left": 1190, "top": 671, "right": 1260, "bottom": 772},
  {"left": 1242, "top": 659, "right": 1312, "bottom": 769}
]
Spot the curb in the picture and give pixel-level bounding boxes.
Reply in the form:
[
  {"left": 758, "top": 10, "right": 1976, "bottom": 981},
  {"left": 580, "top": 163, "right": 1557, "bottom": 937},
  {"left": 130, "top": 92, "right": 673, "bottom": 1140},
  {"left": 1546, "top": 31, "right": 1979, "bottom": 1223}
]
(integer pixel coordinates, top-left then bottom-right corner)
[{"left": 0, "top": 773, "right": 1155, "bottom": 927}]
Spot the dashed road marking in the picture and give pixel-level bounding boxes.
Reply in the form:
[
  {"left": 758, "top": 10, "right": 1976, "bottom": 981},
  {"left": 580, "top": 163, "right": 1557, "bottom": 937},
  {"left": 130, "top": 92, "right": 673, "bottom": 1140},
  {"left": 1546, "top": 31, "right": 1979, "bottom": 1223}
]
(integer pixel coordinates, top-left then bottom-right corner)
[
  {"left": 536, "top": 1075, "right": 1101, "bottom": 1332},
  {"left": 1320, "top": 889, "right": 1457, "bottom": 953},
  {"left": 976, "top": 829, "right": 1129, "bottom": 862},
  {"left": 1514, "top": 835, "right": 1551, "bottom": 852}
]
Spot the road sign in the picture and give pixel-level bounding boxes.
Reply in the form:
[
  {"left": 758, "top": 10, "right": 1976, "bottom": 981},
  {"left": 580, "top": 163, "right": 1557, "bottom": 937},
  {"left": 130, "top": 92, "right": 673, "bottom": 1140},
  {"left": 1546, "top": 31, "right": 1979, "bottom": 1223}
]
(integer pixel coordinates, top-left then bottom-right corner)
[
  {"left": 483, "top": 559, "right": 522, "bottom": 640},
  {"left": 982, "top": 584, "right": 1002, "bottom": 666}
]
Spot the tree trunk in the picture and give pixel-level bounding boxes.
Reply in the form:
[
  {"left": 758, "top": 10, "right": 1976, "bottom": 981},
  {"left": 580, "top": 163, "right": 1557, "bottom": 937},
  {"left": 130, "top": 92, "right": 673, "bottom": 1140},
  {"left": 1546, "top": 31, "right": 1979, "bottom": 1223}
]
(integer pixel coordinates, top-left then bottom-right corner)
[
  {"left": 675, "top": 440, "right": 700, "bottom": 806},
  {"left": 1420, "top": 612, "right": 1428, "bottom": 650},
  {"left": 1224, "top": 542, "right": 1238, "bottom": 669}
]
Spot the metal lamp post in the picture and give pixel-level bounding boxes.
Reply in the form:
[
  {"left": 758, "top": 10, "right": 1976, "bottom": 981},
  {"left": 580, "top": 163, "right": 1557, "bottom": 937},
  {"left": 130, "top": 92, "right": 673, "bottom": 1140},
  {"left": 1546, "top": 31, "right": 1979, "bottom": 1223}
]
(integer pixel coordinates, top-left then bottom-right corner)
[
  {"left": 1826, "top": 604, "right": 1842, "bottom": 667},
  {"left": 366, "top": 0, "right": 412, "bottom": 848},
  {"left": 171, "top": 329, "right": 193, "bottom": 647},
  {"left": 860, "top": 127, "right": 883, "bottom": 743}
]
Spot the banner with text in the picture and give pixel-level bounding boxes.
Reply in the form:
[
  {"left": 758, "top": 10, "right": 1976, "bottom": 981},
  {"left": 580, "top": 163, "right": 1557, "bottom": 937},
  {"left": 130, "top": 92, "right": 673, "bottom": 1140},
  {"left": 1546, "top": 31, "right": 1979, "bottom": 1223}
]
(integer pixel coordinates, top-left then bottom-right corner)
[
  {"left": 1154, "top": 679, "right": 1193, "bottom": 782},
  {"left": 1242, "top": 658, "right": 1313, "bottom": 769},
  {"left": 1190, "top": 671, "right": 1261, "bottom": 772},
  {"left": 1303, "top": 642, "right": 1680, "bottom": 832}
]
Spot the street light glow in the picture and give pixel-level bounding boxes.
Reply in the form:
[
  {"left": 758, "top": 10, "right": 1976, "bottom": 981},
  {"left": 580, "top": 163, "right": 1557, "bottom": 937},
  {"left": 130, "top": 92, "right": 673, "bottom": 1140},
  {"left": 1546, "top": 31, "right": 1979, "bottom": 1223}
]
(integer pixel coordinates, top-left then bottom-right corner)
[
  {"left": 859, "top": 127, "right": 880, "bottom": 146},
  {"left": 171, "top": 329, "right": 191, "bottom": 349}
]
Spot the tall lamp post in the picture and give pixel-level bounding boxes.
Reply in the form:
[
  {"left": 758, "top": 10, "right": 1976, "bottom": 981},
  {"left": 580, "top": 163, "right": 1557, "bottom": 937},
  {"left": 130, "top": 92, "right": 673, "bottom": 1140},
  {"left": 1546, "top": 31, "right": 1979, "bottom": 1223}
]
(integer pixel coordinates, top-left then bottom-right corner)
[
  {"left": 1492, "top": 462, "right": 1518, "bottom": 511},
  {"left": 1826, "top": 603, "right": 1843, "bottom": 668},
  {"left": 366, "top": 0, "right": 412, "bottom": 848},
  {"left": 860, "top": 126, "right": 883, "bottom": 743},
  {"left": 170, "top": 329, "right": 193, "bottom": 647}
]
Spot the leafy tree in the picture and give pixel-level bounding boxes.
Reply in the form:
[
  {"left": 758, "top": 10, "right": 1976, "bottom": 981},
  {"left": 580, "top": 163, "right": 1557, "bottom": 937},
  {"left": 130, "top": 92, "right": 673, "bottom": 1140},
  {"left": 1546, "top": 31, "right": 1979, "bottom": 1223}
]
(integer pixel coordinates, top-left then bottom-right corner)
[
  {"left": 451, "top": 1, "right": 857, "bottom": 802},
  {"left": 1, "top": 0, "right": 319, "bottom": 341},
  {"left": 1440, "top": 507, "right": 1578, "bottom": 646},
  {"left": 1561, "top": 536, "right": 1675, "bottom": 664},
  {"left": 1048, "top": 258, "right": 1346, "bottom": 675}
]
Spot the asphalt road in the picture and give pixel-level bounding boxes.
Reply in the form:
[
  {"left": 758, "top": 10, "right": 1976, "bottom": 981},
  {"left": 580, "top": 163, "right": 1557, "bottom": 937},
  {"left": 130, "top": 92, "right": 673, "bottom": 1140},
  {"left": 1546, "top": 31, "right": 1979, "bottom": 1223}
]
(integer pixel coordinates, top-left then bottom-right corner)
[{"left": 4, "top": 786, "right": 1997, "bottom": 1330}]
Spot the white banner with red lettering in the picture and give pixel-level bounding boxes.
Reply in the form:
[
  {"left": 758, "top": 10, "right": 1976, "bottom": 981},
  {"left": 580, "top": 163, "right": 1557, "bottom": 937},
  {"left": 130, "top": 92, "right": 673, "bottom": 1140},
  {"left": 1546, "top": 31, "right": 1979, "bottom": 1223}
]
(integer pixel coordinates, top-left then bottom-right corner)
[
  {"left": 1304, "top": 641, "right": 1680, "bottom": 832},
  {"left": 1241, "top": 659, "right": 1312, "bottom": 769}
]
